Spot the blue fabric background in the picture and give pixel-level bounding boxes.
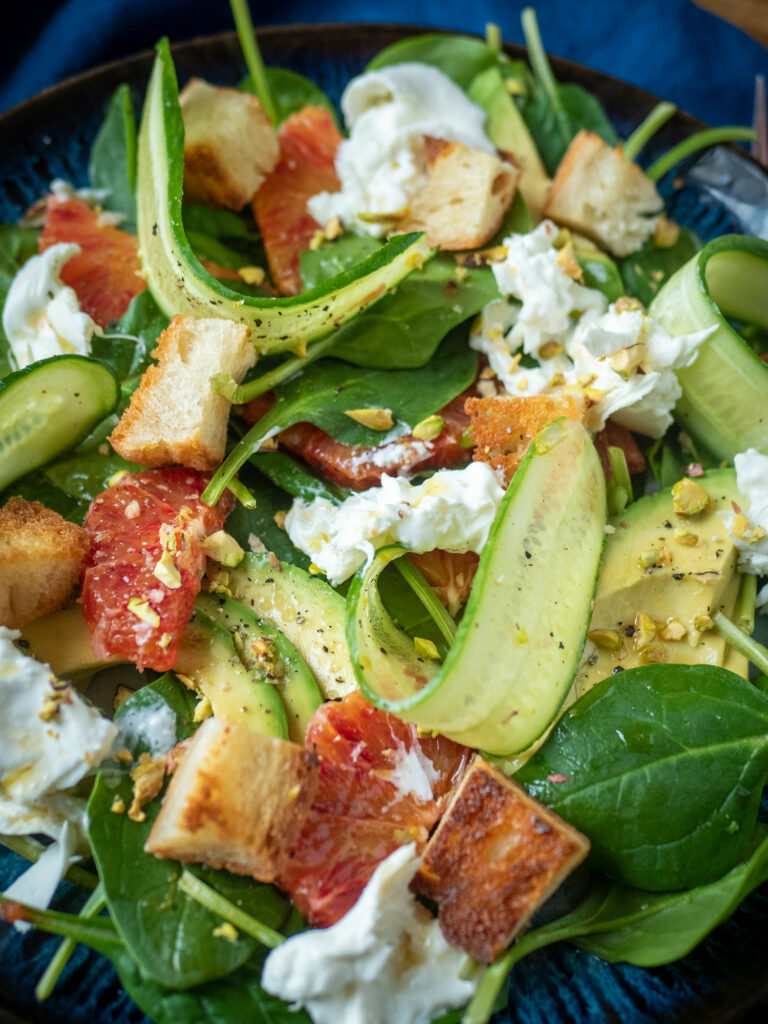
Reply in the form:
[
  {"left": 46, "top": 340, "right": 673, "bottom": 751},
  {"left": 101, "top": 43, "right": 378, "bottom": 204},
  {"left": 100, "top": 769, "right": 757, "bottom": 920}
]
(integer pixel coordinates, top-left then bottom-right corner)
[{"left": 0, "top": 0, "right": 766, "bottom": 124}]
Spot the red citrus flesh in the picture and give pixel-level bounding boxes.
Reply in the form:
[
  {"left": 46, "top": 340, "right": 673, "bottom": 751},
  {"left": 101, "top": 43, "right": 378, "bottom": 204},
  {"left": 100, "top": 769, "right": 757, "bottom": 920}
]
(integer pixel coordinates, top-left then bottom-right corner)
[
  {"left": 252, "top": 106, "right": 341, "bottom": 296},
  {"left": 81, "top": 468, "right": 230, "bottom": 671},
  {"left": 38, "top": 196, "right": 145, "bottom": 327},
  {"left": 277, "top": 690, "right": 470, "bottom": 927},
  {"left": 408, "top": 549, "right": 479, "bottom": 617}
]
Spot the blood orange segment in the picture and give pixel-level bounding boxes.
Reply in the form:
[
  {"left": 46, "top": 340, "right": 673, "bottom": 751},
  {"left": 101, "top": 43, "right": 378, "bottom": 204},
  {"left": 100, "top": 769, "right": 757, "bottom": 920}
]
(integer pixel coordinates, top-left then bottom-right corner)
[
  {"left": 252, "top": 106, "right": 342, "bottom": 296},
  {"left": 39, "top": 196, "right": 145, "bottom": 327},
  {"left": 81, "top": 468, "right": 230, "bottom": 671},
  {"left": 593, "top": 419, "right": 646, "bottom": 476},
  {"left": 408, "top": 549, "right": 479, "bottom": 617},
  {"left": 277, "top": 690, "right": 470, "bottom": 926}
]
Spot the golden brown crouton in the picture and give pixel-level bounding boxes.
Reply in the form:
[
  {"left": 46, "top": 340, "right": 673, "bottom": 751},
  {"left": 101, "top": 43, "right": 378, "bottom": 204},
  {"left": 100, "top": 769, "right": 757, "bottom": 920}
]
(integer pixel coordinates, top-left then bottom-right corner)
[
  {"left": 0, "top": 499, "right": 88, "bottom": 628},
  {"left": 145, "top": 717, "right": 319, "bottom": 881},
  {"left": 412, "top": 758, "right": 589, "bottom": 964},
  {"left": 180, "top": 78, "right": 279, "bottom": 210},
  {"left": 466, "top": 393, "right": 585, "bottom": 485},
  {"left": 544, "top": 130, "right": 662, "bottom": 257},
  {"left": 109, "top": 315, "right": 256, "bottom": 471},
  {"left": 396, "top": 138, "right": 520, "bottom": 250}
]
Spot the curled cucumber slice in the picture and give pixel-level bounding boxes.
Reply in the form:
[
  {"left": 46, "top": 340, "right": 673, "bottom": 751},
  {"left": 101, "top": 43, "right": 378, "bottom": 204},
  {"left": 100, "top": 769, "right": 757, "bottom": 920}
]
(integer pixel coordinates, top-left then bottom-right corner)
[
  {"left": 0, "top": 355, "right": 119, "bottom": 492},
  {"left": 347, "top": 419, "right": 606, "bottom": 756}
]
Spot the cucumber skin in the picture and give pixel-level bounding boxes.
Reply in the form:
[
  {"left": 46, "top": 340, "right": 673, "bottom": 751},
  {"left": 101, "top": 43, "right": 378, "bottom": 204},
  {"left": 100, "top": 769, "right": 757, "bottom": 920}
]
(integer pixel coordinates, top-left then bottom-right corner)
[
  {"left": 0, "top": 355, "right": 118, "bottom": 491},
  {"left": 650, "top": 235, "right": 768, "bottom": 461}
]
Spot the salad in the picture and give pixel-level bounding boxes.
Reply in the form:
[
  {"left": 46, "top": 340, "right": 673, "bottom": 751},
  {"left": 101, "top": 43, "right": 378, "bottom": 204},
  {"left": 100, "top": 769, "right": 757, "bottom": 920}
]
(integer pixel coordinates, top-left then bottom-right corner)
[{"left": 2, "top": 3, "right": 768, "bottom": 1023}]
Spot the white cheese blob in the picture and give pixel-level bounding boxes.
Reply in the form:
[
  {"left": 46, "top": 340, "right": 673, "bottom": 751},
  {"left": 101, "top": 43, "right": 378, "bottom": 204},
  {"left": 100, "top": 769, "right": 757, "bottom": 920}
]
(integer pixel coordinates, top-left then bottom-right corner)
[
  {"left": 2, "top": 243, "right": 101, "bottom": 370},
  {"left": 721, "top": 448, "right": 768, "bottom": 580},
  {"left": 261, "top": 844, "right": 477, "bottom": 1024},
  {"left": 0, "top": 627, "right": 117, "bottom": 840},
  {"left": 285, "top": 462, "right": 504, "bottom": 585},
  {"left": 471, "top": 221, "right": 714, "bottom": 437},
  {"left": 308, "top": 63, "right": 494, "bottom": 237}
]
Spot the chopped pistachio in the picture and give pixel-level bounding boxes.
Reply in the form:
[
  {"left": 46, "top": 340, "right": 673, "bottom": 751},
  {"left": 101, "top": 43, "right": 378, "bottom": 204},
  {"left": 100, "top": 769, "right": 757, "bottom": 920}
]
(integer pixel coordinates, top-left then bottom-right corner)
[
  {"left": 113, "top": 684, "right": 135, "bottom": 713},
  {"left": 110, "top": 795, "right": 126, "bottom": 815},
  {"left": 672, "top": 478, "right": 712, "bottom": 516},
  {"left": 454, "top": 265, "right": 468, "bottom": 282},
  {"left": 412, "top": 414, "right": 444, "bottom": 441},
  {"left": 159, "top": 632, "right": 174, "bottom": 650},
  {"left": 343, "top": 408, "right": 394, "bottom": 431},
  {"left": 107, "top": 469, "right": 131, "bottom": 487},
  {"left": 673, "top": 528, "right": 699, "bottom": 546},
  {"left": 128, "top": 597, "right": 161, "bottom": 628},
  {"left": 308, "top": 562, "right": 324, "bottom": 576},
  {"left": 657, "top": 547, "right": 673, "bottom": 567},
  {"left": 193, "top": 695, "right": 213, "bottom": 723},
  {"left": 659, "top": 618, "right": 687, "bottom": 642},
  {"left": 555, "top": 242, "right": 583, "bottom": 282},
  {"left": 154, "top": 550, "right": 183, "bottom": 589},
  {"left": 128, "top": 754, "right": 166, "bottom": 822},
  {"left": 201, "top": 530, "right": 244, "bottom": 567},
  {"left": 640, "top": 643, "right": 667, "bottom": 664},
  {"left": 637, "top": 547, "right": 660, "bottom": 569},
  {"left": 588, "top": 628, "right": 622, "bottom": 651},
  {"left": 694, "top": 613, "right": 715, "bottom": 632},
  {"left": 212, "top": 922, "right": 239, "bottom": 943},
  {"left": 273, "top": 510, "right": 288, "bottom": 530},
  {"left": 633, "top": 612, "right": 657, "bottom": 651},
  {"left": 292, "top": 341, "right": 308, "bottom": 359},
  {"left": 614, "top": 295, "right": 645, "bottom": 313},
  {"left": 238, "top": 265, "right": 265, "bottom": 285},
  {"left": 113, "top": 748, "right": 134, "bottom": 764},
  {"left": 414, "top": 636, "right": 441, "bottom": 660},
  {"left": 652, "top": 216, "right": 680, "bottom": 249},
  {"left": 538, "top": 340, "right": 565, "bottom": 359},
  {"left": 610, "top": 343, "right": 647, "bottom": 379}
]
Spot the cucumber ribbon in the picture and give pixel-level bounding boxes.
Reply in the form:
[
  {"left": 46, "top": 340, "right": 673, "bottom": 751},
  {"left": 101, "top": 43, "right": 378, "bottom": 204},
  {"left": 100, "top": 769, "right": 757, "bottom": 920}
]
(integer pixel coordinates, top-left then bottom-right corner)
[
  {"left": 650, "top": 235, "right": 768, "bottom": 461},
  {"left": 136, "top": 39, "right": 434, "bottom": 355},
  {"left": 346, "top": 419, "right": 606, "bottom": 756}
]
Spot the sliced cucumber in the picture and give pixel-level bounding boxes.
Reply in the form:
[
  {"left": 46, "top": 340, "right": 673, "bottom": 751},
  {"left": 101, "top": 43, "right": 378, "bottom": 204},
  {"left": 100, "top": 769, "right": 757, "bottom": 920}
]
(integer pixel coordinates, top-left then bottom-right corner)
[
  {"left": 196, "top": 591, "right": 322, "bottom": 743},
  {"left": 0, "top": 355, "right": 119, "bottom": 491},
  {"left": 206, "top": 553, "right": 356, "bottom": 699},
  {"left": 650, "top": 235, "right": 768, "bottom": 461},
  {"left": 138, "top": 40, "right": 433, "bottom": 356},
  {"left": 347, "top": 419, "right": 606, "bottom": 755}
]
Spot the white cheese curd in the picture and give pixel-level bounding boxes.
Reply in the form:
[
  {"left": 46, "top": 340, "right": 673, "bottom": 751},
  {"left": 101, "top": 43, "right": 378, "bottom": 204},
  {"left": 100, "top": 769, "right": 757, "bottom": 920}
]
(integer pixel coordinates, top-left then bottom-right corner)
[
  {"left": 471, "top": 222, "right": 714, "bottom": 436},
  {"left": 0, "top": 627, "right": 117, "bottom": 841},
  {"left": 308, "top": 63, "right": 494, "bottom": 237},
  {"left": 49, "top": 178, "right": 110, "bottom": 207},
  {"left": 285, "top": 462, "right": 504, "bottom": 585},
  {"left": 4, "top": 821, "right": 80, "bottom": 929},
  {"left": 721, "top": 448, "right": 768, "bottom": 577},
  {"left": 261, "top": 844, "right": 477, "bottom": 1024},
  {"left": 2, "top": 243, "right": 101, "bottom": 369}
]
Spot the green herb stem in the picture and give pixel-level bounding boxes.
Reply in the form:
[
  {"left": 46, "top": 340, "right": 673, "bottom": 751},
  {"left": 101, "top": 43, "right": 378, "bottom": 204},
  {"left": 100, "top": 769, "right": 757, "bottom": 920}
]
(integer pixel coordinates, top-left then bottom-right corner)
[
  {"left": 203, "top": 419, "right": 280, "bottom": 506},
  {"left": 0, "top": 836, "right": 99, "bottom": 892},
  {"left": 714, "top": 610, "right": 768, "bottom": 676},
  {"left": 233, "top": 333, "right": 340, "bottom": 405},
  {"left": 737, "top": 573, "right": 757, "bottom": 635},
  {"left": 394, "top": 557, "right": 457, "bottom": 646},
  {"left": 0, "top": 896, "right": 121, "bottom": 951},
  {"left": 623, "top": 102, "right": 677, "bottom": 163},
  {"left": 35, "top": 884, "right": 106, "bottom": 1001},
  {"left": 520, "top": 7, "right": 569, "bottom": 147},
  {"left": 485, "top": 23, "right": 502, "bottom": 53},
  {"left": 606, "top": 446, "right": 632, "bottom": 515},
  {"left": 229, "top": 0, "right": 277, "bottom": 124},
  {"left": 226, "top": 478, "right": 258, "bottom": 509},
  {"left": 462, "top": 931, "right": 553, "bottom": 1024},
  {"left": 645, "top": 127, "right": 757, "bottom": 181},
  {"left": 178, "top": 870, "right": 286, "bottom": 948}
]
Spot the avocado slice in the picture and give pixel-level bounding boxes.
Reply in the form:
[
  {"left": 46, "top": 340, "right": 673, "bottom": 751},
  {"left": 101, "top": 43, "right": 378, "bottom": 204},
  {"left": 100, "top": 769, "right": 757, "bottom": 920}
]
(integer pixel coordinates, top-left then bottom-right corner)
[
  {"left": 575, "top": 468, "right": 748, "bottom": 695},
  {"left": 21, "top": 604, "right": 117, "bottom": 682}
]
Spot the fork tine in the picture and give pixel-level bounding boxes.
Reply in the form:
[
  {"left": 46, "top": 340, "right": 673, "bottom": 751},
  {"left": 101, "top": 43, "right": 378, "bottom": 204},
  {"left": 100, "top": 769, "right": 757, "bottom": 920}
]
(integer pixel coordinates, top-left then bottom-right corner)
[{"left": 752, "top": 74, "right": 768, "bottom": 167}]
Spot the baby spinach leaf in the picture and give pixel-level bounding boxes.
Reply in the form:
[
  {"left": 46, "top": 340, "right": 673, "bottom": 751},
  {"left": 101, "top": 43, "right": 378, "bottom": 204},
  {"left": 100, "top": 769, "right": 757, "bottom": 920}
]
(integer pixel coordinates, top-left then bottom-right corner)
[
  {"left": 88, "top": 675, "right": 291, "bottom": 990},
  {"left": 520, "top": 82, "right": 618, "bottom": 177},
  {"left": 242, "top": 67, "right": 337, "bottom": 128},
  {"left": 620, "top": 227, "right": 701, "bottom": 306},
  {"left": 577, "top": 249, "right": 624, "bottom": 302},
  {"left": 250, "top": 451, "right": 347, "bottom": 504},
  {"left": 183, "top": 203, "right": 268, "bottom": 281},
  {"left": 0, "top": 223, "right": 40, "bottom": 377},
  {"left": 301, "top": 236, "right": 498, "bottom": 369},
  {"left": 517, "top": 664, "right": 768, "bottom": 891},
  {"left": 221, "top": 463, "right": 310, "bottom": 570},
  {"left": 89, "top": 84, "right": 137, "bottom": 230},
  {"left": 93, "top": 289, "right": 168, "bottom": 384},
  {"left": 366, "top": 33, "right": 503, "bottom": 91}
]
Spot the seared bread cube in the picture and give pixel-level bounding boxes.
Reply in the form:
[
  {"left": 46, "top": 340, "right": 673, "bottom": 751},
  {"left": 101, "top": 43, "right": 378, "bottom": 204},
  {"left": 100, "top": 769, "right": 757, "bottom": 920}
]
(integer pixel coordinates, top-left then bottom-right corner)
[
  {"left": 396, "top": 138, "right": 519, "bottom": 250},
  {"left": 544, "top": 130, "right": 662, "bottom": 257},
  {"left": 145, "top": 717, "right": 319, "bottom": 881},
  {"left": 180, "top": 78, "right": 279, "bottom": 210},
  {"left": 109, "top": 315, "right": 256, "bottom": 471},
  {"left": 412, "top": 758, "right": 589, "bottom": 964},
  {"left": 0, "top": 498, "right": 88, "bottom": 628}
]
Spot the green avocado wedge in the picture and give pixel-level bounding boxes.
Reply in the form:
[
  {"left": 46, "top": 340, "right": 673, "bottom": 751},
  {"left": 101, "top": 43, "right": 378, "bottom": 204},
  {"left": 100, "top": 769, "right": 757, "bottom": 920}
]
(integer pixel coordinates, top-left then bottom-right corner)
[
  {"left": 650, "top": 234, "right": 768, "bottom": 461},
  {"left": 137, "top": 39, "right": 433, "bottom": 355},
  {"left": 347, "top": 418, "right": 606, "bottom": 755}
]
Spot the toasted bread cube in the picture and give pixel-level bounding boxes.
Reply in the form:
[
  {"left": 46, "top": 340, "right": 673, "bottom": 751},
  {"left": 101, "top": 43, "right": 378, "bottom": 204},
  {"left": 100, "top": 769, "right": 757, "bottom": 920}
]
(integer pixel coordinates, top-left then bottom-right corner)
[
  {"left": 145, "top": 717, "right": 319, "bottom": 880},
  {"left": 544, "top": 130, "right": 662, "bottom": 257},
  {"left": 396, "top": 138, "right": 519, "bottom": 250},
  {"left": 466, "top": 393, "right": 585, "bottom": 485},
  {"left": 180, "top": 78, "right": 279, "bottom": 210},
  {"left": 0, "top": 498, "right": 88, "bottom": 628},
  {"left": 412, "top": 758, "right": 589, "bottom": 964},
  {"left": 109, "top": 315, "right": 256, "bottom": 471}
]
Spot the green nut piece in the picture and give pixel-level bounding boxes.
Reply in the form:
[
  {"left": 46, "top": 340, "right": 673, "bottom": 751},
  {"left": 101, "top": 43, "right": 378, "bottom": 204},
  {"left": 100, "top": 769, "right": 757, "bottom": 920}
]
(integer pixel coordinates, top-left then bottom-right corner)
[{"left": 672, "top": 478, "right": 712, "bottom": 517}]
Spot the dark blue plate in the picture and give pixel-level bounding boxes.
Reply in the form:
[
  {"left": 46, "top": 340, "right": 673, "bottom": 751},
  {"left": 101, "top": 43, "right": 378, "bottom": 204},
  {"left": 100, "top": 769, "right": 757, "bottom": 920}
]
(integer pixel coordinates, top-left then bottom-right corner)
[{"left": 1, "top": 23, "right": 767, "bottom": 1024}]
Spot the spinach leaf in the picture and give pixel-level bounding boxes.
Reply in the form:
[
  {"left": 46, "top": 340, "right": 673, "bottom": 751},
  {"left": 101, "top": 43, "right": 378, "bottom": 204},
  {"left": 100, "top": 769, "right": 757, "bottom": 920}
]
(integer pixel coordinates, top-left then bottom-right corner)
[
  {"left": 88, "top": 675, "right": 291, "bottom": 990},
  {"left": 517, "top": 664, "right": 768, "bottom": 890},
  {"left": 0, "top": 470, "right": 80, "bottom": 520},
  {"left": 250, "top": 451, "right": 347, "bottom": 504},
  {"left": 577, "top": 249, "right": 624, "bottom": 302},
  {"left": 301, "top": 236, "right": 498, "bottom": 369},
  {"left": 244, "top": 325, "right": 477, "bottom": 448},
  {"left": 241, "top": 66, "right": 337, "bottom": 128},
  {"left": 93, "top": 289, "right": 168, "bottom": 385},
  {"left": 183, "top": 203, "right": 268, "bottom": 279},
  {"left": 223, "top": 463, "right": 310, "bottom": 570},
  {"left": 520, "top": 82, "right": 618, "bottom": 177},
  {"left": 89, "top": 84, "right": 137, "bottom": 231},
  {"left": 620, "top": 227, "right": 701, "bottom": 306},
  {"left": 366, "top": 33, "right": 502, "bottom": 91},
  {"left": 41, "top": 449, "right": 140, "bottom": 521},
  {"left": 0, "top": 224, "right": 40, "bottom": 377}
]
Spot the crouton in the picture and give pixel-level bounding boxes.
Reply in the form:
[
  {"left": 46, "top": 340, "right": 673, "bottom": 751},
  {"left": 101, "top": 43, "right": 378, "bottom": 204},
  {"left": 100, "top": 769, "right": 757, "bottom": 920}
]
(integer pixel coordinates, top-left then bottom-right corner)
[
  {"left": 180, "top": 78, "right": 279, "bottom": 210},
  {"left": 411, "top": 758, "right": 589, "bottom": 964},
  {"left": 109, "top": 315, "right": 256, "bottom": 471},
  {"left": 396, "top": 138, "right": 520, "bottom": 250},
  {"left": 145, "top": 717, "right": 319, "bottom": 881},
  {"left": 0, "top": 498, "right": 88, "bottom": 628},
  {"left": 544, "top": 130, "right": 662, "bottom": 257},
  {"left": 466, "top": 393, "right": 584, "bottom": 485}
]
